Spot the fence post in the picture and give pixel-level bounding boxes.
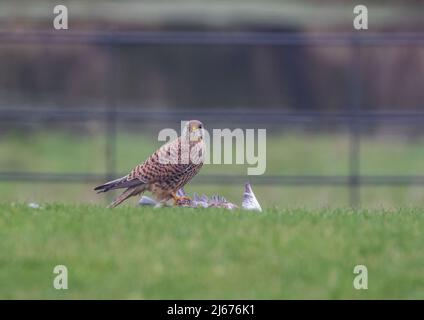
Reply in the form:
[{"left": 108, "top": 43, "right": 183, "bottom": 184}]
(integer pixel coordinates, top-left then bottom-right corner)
[
  {"left": 348, "top": 37, "right": 362, "bottom": 208},
  {"left": 105, "top": 45, "right": 118, "bottom": 201}
]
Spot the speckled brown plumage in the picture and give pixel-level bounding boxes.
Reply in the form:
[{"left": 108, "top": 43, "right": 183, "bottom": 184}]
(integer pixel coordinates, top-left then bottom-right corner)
[{"left": 94, "top": 120, "right": 205, "bottom": 208}]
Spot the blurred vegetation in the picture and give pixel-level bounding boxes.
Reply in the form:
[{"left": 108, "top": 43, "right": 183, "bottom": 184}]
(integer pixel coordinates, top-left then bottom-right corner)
[
  {"left": 1, "top": 1, "right": 423, "bottom": 28},
  {"left": 0, "top": 44, "right": 422, "bottom": 112},
  {"left": 0, "top": 1, "right": 423, "bottom": 112}
]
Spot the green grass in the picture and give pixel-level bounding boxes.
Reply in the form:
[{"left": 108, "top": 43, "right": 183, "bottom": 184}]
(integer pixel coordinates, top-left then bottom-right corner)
[
  {"left": 3, "top": 131, "right": 424, "bottom": 177},
  {"left": 0, "top": 130, "right": 351, "bottom": 175},
  {"left": 0, "top": 203, "right": 423, "bottom": 299}
]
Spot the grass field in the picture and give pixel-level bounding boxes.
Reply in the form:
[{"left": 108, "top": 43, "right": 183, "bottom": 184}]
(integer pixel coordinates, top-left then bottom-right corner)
[
  {"left": 1, "top": 130, "right": 424, "bottom": 299},
  {"left": 0, "top": 203, "right": 423, "bottom": 299}
]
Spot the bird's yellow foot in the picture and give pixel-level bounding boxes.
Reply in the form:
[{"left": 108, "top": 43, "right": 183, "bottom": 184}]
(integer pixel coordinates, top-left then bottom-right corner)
[{"left": 171, "top": 193, "right": 192, "bottom": 206}]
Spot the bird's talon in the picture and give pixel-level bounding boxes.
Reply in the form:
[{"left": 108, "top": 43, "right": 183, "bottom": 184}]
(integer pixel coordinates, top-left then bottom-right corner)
[{"left": 173, "top": 196, "right": 192, "bottom": 206}]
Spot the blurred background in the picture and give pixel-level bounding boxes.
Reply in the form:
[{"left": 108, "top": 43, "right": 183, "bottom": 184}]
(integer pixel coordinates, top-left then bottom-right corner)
[{"left": 0, "top": 0, "right": 423, "bottom": 208}]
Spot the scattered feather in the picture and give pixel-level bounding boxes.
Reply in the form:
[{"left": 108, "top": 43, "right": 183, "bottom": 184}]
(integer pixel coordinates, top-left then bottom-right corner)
[
  {"left": 242, "top": 182, "right": 262, "bottom": 212},
  {"left": 138, "top": 182, "right": 262, "bottom": 211},
  {"left": 28, "top": 202, "right": 41, "bottom": 209}
]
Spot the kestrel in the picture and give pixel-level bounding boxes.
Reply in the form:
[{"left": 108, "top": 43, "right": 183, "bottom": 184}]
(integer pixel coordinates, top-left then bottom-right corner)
[{"left": 95, "top": 120, "right": 205, "bottom": 208}]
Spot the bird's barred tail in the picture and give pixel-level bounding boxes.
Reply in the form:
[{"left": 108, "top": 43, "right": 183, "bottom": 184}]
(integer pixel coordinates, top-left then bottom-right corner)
[
  {"left": 94, "top": 177, "right": 125, "bottom": 193},
  {"left": 107, "top": 187, "right": 144, "bottom": 208}
]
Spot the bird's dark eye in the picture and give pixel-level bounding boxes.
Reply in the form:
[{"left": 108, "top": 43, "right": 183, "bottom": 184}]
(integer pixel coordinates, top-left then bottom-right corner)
[{"left": 199, "top": 125, "right": 202, "bottom": 129}]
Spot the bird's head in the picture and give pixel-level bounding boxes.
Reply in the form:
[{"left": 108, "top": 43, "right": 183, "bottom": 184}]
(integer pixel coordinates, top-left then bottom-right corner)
[{"left": 183, "top": 120, "right": 204, "bottom": 143}]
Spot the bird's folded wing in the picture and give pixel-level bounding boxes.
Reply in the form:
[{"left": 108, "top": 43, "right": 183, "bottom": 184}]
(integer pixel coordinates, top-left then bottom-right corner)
[{"left": 126, "top": 138, "right": 189, "bottom": 183}]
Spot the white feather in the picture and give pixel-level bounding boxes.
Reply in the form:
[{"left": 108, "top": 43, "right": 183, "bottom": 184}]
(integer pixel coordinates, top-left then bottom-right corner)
[
  {"left": 242, "top": 182, "right": 262, "bottom": 212},
  {"left": 138, "top": 196, "right": 158, "bottom": 206}
]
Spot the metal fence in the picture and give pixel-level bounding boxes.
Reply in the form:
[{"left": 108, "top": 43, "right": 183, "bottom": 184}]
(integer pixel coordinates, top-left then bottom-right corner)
[{"left": 0, "top": 31, "right": 423, "bottom": 206}]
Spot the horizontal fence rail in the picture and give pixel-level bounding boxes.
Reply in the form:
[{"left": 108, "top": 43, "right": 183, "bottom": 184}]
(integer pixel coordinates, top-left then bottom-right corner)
[
  {"left": 2, "top": 172, "right": 424, "bottom": 187},
  {"left": 1, "top": 31, "right": 424, "bottom": 46},
  {"left": 1, "top": 108, "right": 424, "bottom": 124}
]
